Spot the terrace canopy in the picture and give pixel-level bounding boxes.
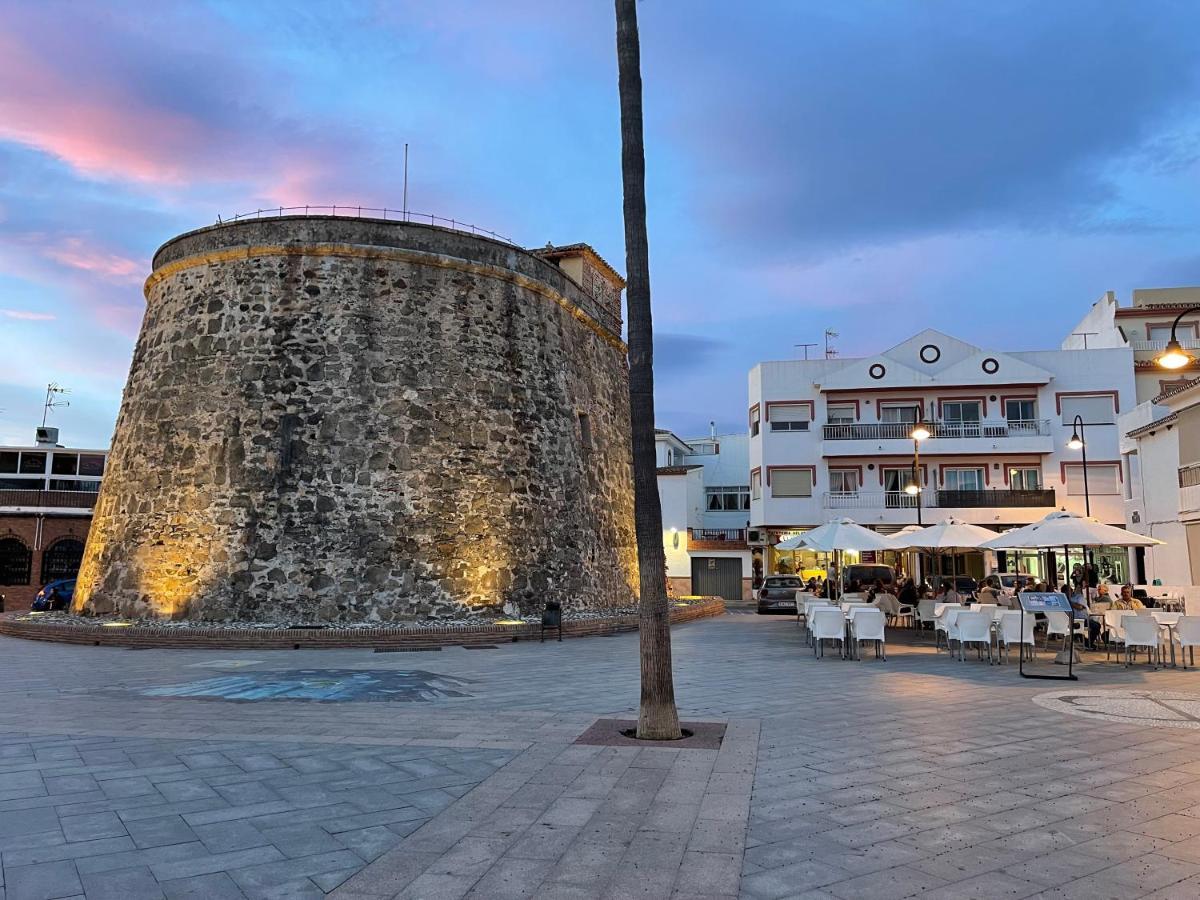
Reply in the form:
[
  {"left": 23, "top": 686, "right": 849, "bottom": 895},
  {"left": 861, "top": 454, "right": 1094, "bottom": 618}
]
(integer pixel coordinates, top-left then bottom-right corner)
[{"left": 979, "top": 510, "right": 1162, "bottom": 550}]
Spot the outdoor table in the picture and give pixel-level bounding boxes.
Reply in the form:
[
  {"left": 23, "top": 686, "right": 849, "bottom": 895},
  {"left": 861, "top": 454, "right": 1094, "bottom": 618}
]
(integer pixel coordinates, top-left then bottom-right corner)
[{"left": 1152, "top": 611, "right": 1183, "bottom": 667}]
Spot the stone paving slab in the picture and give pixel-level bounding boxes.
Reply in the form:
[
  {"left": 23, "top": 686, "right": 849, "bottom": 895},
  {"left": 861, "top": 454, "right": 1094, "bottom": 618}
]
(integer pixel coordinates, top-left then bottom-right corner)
[{"left": 7, "top": 614, "right": 1200, "bottom": 896}]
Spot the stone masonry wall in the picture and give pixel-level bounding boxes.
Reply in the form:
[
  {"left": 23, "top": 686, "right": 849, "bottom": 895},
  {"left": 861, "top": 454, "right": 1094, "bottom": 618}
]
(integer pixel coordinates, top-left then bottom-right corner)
[{"left": 73, "top": 217, "right": 638, "bottom": 622}]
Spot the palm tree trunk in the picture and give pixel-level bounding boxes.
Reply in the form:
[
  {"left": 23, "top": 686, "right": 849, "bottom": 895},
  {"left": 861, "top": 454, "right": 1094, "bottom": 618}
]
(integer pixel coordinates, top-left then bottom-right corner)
[{"left": 615, "top": 0, "right": 682, "bottom": 741}]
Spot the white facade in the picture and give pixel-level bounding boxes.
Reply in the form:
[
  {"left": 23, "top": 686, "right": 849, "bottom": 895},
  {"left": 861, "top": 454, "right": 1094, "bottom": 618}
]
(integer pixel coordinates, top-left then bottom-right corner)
[
  {"left": 0, "top": 431, "right": 108, "bottom": 517},
  {"left": 749, "top": 329, "right": 1136, "bottom": 547},
  {"left": 1120, "top": 378, "right": 1200, "bottom": 585},
  {"left": 655, "top": 430, "right": 754, "bottom": 600}
]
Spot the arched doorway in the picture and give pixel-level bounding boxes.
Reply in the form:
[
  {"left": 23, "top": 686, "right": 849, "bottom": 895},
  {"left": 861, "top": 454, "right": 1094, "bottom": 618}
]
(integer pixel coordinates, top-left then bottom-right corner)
[
  {"left": 41, "top": 537, "right": 85, "bottom": 584},
  {"left": 0, "top": 538, "right": 32, "bottom": 586}
]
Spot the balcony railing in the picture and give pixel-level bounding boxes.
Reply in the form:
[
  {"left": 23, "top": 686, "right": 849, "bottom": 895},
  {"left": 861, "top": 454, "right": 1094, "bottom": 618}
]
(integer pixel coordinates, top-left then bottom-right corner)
[
  {"left": 688, "top": 527, "right": 746, "bottom": 542},
  {"left": 0, "top": 489, "right": 98, "bottom": 510},
  {"left": 822, "top": 419, "right": 1051, "bottom": 441},
  {"left": 823, "top": 489, "right": 1057, "bottom": 510},
  {"left": 1131, "top": 338, "right": 1200, "bottom": 352},
  {"left": 1180, "top": 464, "right": 1200, "bottom": 489}
]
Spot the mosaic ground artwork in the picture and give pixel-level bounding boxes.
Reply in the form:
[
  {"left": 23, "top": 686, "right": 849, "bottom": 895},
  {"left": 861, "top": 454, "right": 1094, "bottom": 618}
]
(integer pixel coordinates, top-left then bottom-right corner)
[
  {"left": 1034, "top": 688, "right": 1200, "bottom": 728},
  {"left": 141, "top": 669, "right": 472, "bottom": 702}
]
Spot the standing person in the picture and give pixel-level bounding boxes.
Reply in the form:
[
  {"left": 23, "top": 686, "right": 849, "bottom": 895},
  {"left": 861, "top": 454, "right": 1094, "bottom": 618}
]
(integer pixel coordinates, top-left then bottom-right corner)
[{"left": 1069, "top": 584, "right": 1102, "bottom": 650}]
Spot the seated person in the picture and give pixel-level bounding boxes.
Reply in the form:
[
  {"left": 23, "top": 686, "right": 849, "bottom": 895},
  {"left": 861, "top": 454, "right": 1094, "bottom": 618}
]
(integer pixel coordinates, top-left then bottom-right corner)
[
  {"left": 977, "top": 577, "right": 1002, "bottom": 604},
  {"left": 1111, "top": 584, "right": 1145, "bottom": 610},
  {"left": 936, "top": 580, "right": 961, "bottom": 604},
  {"left": 1068, "top": 586, "right": 1102, "bottom": 650}
]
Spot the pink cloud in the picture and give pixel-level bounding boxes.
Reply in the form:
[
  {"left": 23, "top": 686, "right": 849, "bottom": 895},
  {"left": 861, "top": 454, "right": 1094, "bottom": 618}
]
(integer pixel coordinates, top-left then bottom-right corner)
[
  {"left": 1, "top": 309, "right": 56, "bottom": 321},
  {"left": 43, "top": 238, "right": 144, "bottom": 283}
]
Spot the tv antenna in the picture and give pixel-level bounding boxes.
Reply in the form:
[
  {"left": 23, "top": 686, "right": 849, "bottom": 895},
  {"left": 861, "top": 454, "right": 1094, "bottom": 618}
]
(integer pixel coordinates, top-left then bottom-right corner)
[
  {"left": 825, "top": 329, "right": 839, "bottom": 359},
  {"left": 795, "top": 342, "right": 819, "bottom": 360},
  {"left": 1071, "top": 331, "right": 1098, "bottom": 349},
  {"left": 42, "top": 382, "right": 70, "bottom": 428}
]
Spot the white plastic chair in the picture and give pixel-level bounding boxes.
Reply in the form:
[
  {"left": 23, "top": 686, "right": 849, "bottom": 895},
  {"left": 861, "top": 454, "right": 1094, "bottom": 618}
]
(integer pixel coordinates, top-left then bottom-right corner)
[
  {"left": 917, "top": 598, "right": 936, "bottom": 632},
  {"left": 935, "top": 605, "right": 963, "bottom": 652},
  {"left": 851, "top": 608, "right": 887, "bottom": 661},
  {"left": 801, "top": 599, "right": 831, "bottom": 639},
  {"left": 956, "top": 610, "right": 993, "bottom": 663},
  {"left": 998, "top": 611, "right": 1035, "bottom": 664},
  {"left": 1123, "top": 615, "right": 1162, "bottom": 669},
  {"left": 811, "top": 608, "right": 846, "bottom": 659},
  {"left": 1175, "top": 616, "right": 1200, "bottom": 669}
]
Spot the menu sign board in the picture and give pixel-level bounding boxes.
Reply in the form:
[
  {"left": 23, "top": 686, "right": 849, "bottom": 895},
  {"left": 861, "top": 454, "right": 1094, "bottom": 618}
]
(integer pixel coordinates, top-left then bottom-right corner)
[{"left": 1017, "top": 591, "right": 1073, "bottom": 613}]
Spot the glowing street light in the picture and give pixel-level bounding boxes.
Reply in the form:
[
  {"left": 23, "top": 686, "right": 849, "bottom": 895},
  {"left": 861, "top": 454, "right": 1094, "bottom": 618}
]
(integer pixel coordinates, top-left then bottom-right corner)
[{"left": 1154, "top": 306, "right": 1200, "bottom": 370}]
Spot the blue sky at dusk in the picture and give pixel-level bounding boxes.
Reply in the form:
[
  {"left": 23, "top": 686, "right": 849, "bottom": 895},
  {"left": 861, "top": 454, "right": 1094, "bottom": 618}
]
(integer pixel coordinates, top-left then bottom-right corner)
[{"left": 3, "top": 0, "right": 1200, "bottom": 447}]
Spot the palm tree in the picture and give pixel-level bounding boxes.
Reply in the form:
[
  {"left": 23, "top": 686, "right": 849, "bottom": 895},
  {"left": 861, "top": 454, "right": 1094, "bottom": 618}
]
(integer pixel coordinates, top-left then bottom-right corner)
[{"left": 615, "top": 0, "right": 682, "bottom": 741}]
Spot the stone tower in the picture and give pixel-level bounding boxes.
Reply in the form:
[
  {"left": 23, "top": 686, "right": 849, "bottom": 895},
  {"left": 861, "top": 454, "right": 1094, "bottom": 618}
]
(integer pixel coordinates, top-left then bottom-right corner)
[{"left": 74, "top": 217, "right": 638, "bottom": 622}]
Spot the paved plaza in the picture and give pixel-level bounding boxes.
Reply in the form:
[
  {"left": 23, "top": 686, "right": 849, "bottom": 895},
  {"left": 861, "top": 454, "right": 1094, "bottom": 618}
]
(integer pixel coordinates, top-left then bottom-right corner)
[{"left": 3, "top": 615, "right": 1200, "bottom": 898}]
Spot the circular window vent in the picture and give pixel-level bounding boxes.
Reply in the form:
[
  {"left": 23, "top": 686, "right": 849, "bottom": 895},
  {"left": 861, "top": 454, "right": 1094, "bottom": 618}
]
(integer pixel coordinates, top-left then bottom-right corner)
[
  {"left": 981, "top": 357, "right": 1000, "bottom": 374},
  {"left": 869, "top": 363, "right": 886, "bottom": 380},
  {"left": 919, "top": 344, "right": 941, "bottom": 364}
]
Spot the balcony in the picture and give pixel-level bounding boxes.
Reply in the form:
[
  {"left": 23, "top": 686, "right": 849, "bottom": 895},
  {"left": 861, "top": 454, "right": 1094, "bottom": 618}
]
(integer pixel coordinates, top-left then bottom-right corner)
[
  {"left": 821, "top": 419, "right": 1054, "bottom": 456},
  {"left": 0, "top": 489, "right": 98, "bottom": 512},
  {"left": 823, "top": 489, "right": 1057, "bottom": 511},
  {"left": 1130, "top": 338, "right": 1200, "bottom": 353},
  {"left": 687, "top": 527, "right": 748, "bottom": 551}
]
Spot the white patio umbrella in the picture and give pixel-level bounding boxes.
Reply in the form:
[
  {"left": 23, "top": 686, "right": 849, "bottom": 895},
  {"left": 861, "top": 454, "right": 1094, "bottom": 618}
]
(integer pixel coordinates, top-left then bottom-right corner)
[
  {"left": 886, "top": 524, "right": 927, "bottom": 583},
  {"left": 890, "top": 517, "right": 999, "bottom": 589},
  {"left": 779, "top": 518, "right": 894, "bottom": 600},
  {"left": 979, "top": 510, "right": 1162, "bottom": 550}
]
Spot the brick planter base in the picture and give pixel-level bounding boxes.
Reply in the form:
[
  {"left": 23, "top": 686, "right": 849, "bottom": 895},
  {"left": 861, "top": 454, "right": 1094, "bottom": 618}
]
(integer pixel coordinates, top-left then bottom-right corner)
[{"left": 0, "top": 598, "right": 725, "bottom": 650}]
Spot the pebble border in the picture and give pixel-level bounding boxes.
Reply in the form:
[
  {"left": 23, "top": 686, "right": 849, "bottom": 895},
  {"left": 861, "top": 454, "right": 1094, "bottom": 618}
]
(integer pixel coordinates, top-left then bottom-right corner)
[{"left": 0, "top": 599, "right": 725, "bottom": 650}]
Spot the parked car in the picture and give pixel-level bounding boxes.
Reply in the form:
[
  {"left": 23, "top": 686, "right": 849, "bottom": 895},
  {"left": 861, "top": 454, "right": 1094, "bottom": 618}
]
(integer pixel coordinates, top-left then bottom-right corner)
[
  {"left": 997, "top": 574, "right": 1028, "bottom": 593},
  {"left": 32, "top": 579, "right": 75, "bottom": 612},
  {"left": 842, "top": 564, "right": 895, "bottom": 590},
  {"left": 757, "top": 575, "right": 804, "bottom": 614}
]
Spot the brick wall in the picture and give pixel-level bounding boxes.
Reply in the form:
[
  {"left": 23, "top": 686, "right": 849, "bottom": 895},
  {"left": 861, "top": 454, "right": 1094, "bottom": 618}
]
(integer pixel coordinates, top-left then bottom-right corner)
[{"left": 0, "top": 515, "right": 92, "bottom": 611}]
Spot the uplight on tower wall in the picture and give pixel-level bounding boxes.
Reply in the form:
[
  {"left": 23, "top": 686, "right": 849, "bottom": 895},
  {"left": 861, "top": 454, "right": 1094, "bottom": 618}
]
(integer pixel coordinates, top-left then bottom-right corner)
[{"left": 1154, "top": 306, "right": 1200, "bottom": 370}]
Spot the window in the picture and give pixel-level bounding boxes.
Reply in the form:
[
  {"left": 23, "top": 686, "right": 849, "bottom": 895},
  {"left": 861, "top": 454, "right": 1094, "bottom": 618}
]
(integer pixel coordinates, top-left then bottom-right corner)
[
  {"left": 0, "top": 478, "right": 34, "bottom": 490},
  {"left": 769, "top": 404, "right": 811, "bottom": 432},
  {"left": 1066, "top": 464, "right": 1120, "bottom": 496},
  {"left": 883, "top": 468, "right": 919, "bottom": 492},
  {"left": 1060, "top": 395, "right": 1115, "bottom": 426},
  {"left": 18, "top": 452, "right": 46, "bottom": 475},
  {"left": 751, "top": 469, "right": 762, "bottom": 500},
  {"left": 0, "top": 452, "right": 17, "bottom": 474},
  {"left": 78, "top": 455, "right": 105, "bottom": 477},
  {"left": 1005, "top": 399, "right": 1036, "bottom": 423},
  {"left": 1149, "top": 322, "right": 1197, "bottom": 341},
  {"left": 829, "top": 470, "right": 859, "bottom": 494},
  {"left": 943, "top": 468, "right": 985, "bottom": 491},
  {"left": 40, "top": 538, "right": 84, "bottom": 584},
  {"left": 1008, "top": 467, "right": 1041, "bottom": 490},
  {"left": 880, "top": 405, "right": 918, "bottom": 424},
  {"left": 827, "top": 404, "right": 856, "bottom": 425},
  {"left": 706, "top": 486, "right": 750, "bottom": 511},
  {"left": 942, "top": 401, "right": 982, "bottom": 423},
  {"left": 578, "top": 413, "right": 591, "bottom": 450},
  {"left": 51, "top": 453, "right": 78, "bottom": 476},
  {"left": 0, "top": 538, "right": 31, "bottom": 586},
  {"left": 1123, "top": 451, "right": 1139, "bottom": 500},
  {"left": 49, "top": 479, "right": 101, "bottom": 492},
  {"left": 771, "top": 469, "right": 813, "bottom": 498},
  {"left": 750, "top": 406, "right": 761, "bottom": 437},
  {"left": 1159, "top": 379, "right": 1194, "bottom": 396}
]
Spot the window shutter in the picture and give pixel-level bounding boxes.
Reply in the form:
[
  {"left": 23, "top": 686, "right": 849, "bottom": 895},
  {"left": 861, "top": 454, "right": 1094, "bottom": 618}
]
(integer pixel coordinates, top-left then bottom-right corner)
[
  {"left": 1060, "top": 395, "right": 1115, "bottom": 425},
  {"left": 770, "top": 404, "right": 811, "bottom": 423},
  {"left": 1066, "top": 464, "right": 1119, "bottom": 496},
  {"left": 771, "top": 469, "right": 813, "bottom": 497}
]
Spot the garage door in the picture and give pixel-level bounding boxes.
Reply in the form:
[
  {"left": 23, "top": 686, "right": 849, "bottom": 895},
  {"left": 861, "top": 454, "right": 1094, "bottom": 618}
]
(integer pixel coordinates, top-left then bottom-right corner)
[{"left": 691, "top": 557, "right": 742, "bottom": 603}]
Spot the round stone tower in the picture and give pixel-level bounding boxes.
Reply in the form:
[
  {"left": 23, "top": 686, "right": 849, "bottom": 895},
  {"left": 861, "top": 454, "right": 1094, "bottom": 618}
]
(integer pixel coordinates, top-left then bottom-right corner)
[{"left": 74, "top": 216, "right": 638, "bottom": 622}]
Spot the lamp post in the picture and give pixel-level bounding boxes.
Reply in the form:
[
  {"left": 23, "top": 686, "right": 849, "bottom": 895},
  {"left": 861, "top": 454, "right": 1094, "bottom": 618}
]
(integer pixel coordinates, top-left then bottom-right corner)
[
  {"left": 906, "top": 404, "right": 930, "bottom": 526},
  {"left": 1067, "top": 414, "right": 1094, "bottom": 586},
  {"left": 1154, "top": 306, "right": 1200, "bottom": 370}
]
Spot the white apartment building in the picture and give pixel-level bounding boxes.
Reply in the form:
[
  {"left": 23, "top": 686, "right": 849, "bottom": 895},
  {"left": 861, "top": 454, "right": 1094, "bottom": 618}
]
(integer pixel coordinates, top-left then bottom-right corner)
[
  {"left": 749, "top": 329, "right": 1136, "bottom": 581},
  {"left": 655, "top": 429, "right": 754, "bottom": 601},
  {"left": 1119, "top": 377, "right": 1200, "bottom": 586},
  {"left": 1065, "top": 286, "right": 1200, "bottom": 404}
]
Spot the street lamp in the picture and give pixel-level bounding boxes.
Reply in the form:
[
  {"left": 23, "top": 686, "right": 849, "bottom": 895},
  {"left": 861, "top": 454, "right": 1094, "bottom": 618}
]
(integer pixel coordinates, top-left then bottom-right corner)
[
  {"left": 907, "top": 404, "right": 929, "bottom": 526},
  {"left": 1067, "top": 413, "right": 1095, "bottom": 589},
  {"left": 1154, "top": 305, "right": 1200, "bottom": 370}
]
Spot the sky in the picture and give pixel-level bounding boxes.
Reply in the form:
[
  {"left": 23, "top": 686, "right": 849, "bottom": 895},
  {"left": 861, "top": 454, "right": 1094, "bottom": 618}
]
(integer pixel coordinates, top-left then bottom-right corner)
[{"left": 3, "top": 0, "right": 1200, "bottom": 447}]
